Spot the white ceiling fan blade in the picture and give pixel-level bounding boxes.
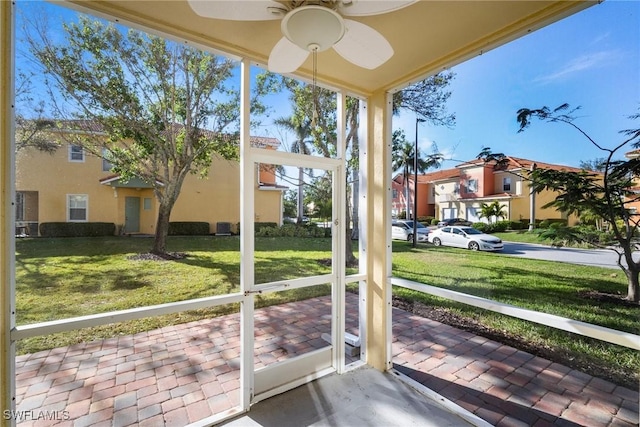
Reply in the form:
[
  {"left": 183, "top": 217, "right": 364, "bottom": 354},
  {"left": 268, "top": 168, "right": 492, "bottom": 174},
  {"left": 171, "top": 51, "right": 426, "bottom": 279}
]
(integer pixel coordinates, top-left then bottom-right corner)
[
  {"left": 339, "top": 0, "right": 418, "bottom": 17},
  {"left": 268, "top": 37, "right": 310, "bottom": 73},
  {"left": 188, "top": 0, "right": 282, "bottom": 21},
  {"left": 333, "top": 19, "right": 393, "bottom": 69}
]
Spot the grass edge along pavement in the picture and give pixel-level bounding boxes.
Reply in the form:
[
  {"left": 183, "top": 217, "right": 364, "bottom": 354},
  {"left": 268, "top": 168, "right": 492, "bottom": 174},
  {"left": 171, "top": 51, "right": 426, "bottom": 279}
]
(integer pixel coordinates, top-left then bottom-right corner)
[{"left": 14, "top": 235, "right": 639, "bottom": 388}]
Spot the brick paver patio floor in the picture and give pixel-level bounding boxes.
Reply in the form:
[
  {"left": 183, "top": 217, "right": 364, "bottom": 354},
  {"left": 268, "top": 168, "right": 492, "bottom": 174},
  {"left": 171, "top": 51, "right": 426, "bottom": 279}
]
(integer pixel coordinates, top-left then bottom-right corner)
[{"left": 14, "top": 293, "right": 639, "bottom": 426}]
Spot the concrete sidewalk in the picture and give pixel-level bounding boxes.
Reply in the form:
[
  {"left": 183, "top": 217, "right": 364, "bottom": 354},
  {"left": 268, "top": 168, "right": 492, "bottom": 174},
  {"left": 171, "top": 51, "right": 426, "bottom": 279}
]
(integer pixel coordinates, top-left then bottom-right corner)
[{"left": 14, "top": 294, "right": 639, "bottom": 426}]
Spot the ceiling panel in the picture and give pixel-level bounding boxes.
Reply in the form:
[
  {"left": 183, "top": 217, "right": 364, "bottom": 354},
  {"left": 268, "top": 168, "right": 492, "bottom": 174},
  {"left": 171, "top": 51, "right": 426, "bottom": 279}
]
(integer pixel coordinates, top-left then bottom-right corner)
[{"left": 71, "top": 1, "right": 594, "bottom": 96}]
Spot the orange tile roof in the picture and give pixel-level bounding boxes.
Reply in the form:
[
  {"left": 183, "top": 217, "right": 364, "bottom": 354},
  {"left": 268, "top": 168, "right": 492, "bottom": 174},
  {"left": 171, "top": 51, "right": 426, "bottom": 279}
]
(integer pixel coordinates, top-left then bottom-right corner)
[
  {"left": 457, "top": 155, "right": 585, "bottom": 173},
  {"left": 417, "top": 168, "right": 459, "bottom": 183},
  {"left": 415, "top": 155, "right": 593, "bottom": 183}
]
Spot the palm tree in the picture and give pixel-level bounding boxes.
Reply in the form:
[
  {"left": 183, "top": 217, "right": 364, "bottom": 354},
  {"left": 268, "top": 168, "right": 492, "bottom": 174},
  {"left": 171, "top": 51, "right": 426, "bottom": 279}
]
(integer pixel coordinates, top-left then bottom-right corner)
[
  {"left": 479, "top": 201, "right": 506, "bottom": 224},
  {"left": 274, "top": 116, "right": 313, "bottom": 223},
  {"left": 391, "top": 129, "right": 440, "bottom": 219}
]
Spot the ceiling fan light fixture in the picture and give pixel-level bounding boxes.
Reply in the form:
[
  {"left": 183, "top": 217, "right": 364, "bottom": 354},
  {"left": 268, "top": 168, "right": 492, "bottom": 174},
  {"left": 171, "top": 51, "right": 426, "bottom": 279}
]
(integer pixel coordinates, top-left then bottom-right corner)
[{"left": 281, "top": 5, "right": 345, "bottom": 52}]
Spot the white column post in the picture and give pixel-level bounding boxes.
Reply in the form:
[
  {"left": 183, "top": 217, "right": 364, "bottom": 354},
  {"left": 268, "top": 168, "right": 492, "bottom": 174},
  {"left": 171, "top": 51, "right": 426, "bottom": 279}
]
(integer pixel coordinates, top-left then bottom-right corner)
[
  {"left": 357, "top": 99, "right": 368, "bottom": 363},
  {"left": 332, "top": 91, "right": 346, "bottom": 373},
  {"left": 239, "top": 58, "right": 254, "bottom": 410}
]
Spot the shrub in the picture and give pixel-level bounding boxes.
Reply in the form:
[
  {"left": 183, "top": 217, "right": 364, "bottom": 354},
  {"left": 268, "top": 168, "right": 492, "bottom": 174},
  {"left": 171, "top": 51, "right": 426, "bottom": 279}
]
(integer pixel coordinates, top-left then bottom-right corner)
[
  {"left": 505, "top": 220, "right": 526, "bottom": 230},
  {"left": 168, "top": 222, "right": 210, "bottom": 235},
  {"left": 492, "top": 221, "right": 510, "bottom": 232},
  {"left": 314, "top": 226, "right": 326, "bottom": 237},
  {"left": 254, "top": 223, "right": 330, "bottom": 238},
  {"left": 280, "top": 224, "right": 297, "bottom": 237},
  {"left": 539, "top": 219, "right": 567, "bottom": 229},
  {"left": 255, "top": 222, "right": 278, "bottom": 232},
  {"left": 40, "top": 222, "right": 116, "bottom": 237},
  {"left": 417, "top": 216, "right": 434, "bottom": 225},
  {"left": 472, "top": 221, "right": 509, "bottom": 233},
  {"left": 431, "top": 218, "right": 439, "bottom": 226},
  {"left": 473, "top": 222, "right": 487, "bottom": 232}
]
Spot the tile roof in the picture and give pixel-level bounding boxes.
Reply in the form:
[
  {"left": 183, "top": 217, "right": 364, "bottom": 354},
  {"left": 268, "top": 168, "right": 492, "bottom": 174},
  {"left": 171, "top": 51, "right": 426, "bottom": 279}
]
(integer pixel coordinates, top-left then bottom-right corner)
[
  {"left": 417, "top": 168, "right": 459, "bottom": 183},
  {"left": 457, "top": 155, "right": 585, "bottom": 173},
  {"left": 406, "top": 155, "right": 592, "bottom": 184},
  {"left": 625, "top": 149, "right": 640, "bottom": 159}
]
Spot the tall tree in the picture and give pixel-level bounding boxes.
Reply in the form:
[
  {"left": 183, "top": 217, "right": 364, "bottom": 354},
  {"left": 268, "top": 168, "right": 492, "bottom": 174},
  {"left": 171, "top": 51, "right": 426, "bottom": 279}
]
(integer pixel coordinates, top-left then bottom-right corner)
[
  {"left": 392, "top": 71, "right": 455, "bottom": 223},
  {"left": 14, "top": 71, "right": 59, "bottom": 153},
  {"left": 278, "top": 71, "right": 454, "bottom": 262},
  {"left": 497, "top": 104, "right": 639, "bottom": 303},
  {"left": 280, "top": 78, "right": 359, "bottom": 266},
  {"left": 392, "top": 72, "right": 456, "bottom": 128},
  {"left": 282, "top": 190, "right": 298, "bottom": 219},
  {"left": 25, "top": 15, "right": 269, "bottom": 256},
  {"left": 579, "top": 157, "right": 608, "bottom": 172},
  {"left": 274, "top": 116, "right": 313, "bottom": 223},
  {"left": 304, "top": 174, "right": 333, "bottom": 224},
  {"left": 391, "top": 129, "right": 441, "bottom": 219}
]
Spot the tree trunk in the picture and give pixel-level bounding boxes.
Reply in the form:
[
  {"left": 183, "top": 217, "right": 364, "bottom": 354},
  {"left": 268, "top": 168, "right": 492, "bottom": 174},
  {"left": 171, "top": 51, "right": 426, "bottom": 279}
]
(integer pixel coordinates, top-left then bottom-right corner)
[
  {"left": 297, "top": 166, "right": 304, "bottom": 222},
  {"left": 351, "top": 167, "right": 359, "bottom": 240},
  {"left": 151, "top": 201, "right": 172, "bottom": 255},
  {"left": 404, "top": 171, "right": 410, "bottom": 218},
  {"left": 344, "top": 195, "right": 357, "bottom": 267},
  {"left": 627, "top": 268, "right": 639, "bottom": 303}
]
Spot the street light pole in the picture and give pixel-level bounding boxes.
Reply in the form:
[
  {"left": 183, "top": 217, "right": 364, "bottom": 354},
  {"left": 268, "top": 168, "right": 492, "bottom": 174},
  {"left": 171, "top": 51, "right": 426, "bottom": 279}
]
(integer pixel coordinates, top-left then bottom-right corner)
[{"left": 413, "top": 117, "right": 425, "bottom": 248}]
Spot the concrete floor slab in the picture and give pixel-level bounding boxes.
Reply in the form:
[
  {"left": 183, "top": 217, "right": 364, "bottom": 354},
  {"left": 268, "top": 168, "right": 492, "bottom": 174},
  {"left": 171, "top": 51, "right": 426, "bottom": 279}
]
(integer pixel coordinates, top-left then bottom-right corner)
[{"left": 222, "top": 366, "right": 475, "bottom": 427}]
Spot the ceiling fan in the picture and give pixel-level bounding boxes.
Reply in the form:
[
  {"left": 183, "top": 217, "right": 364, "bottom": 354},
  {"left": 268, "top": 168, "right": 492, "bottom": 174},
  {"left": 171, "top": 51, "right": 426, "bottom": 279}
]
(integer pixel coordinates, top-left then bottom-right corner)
[{"left": 188, "top": 0, "right": 417, "bottom": 73}]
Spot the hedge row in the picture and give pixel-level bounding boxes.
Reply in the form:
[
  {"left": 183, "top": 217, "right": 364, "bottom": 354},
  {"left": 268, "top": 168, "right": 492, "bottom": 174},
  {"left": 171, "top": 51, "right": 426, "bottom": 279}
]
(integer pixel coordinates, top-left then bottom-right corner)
[
  {"left": 256, "top": 223, "right": 330, "bottom": 238},
  {"left": 168, "top": 222, "right": 210, "bottom": 236},
  {"left": 40, "top": 222, "right": 116, "bottom": 237},
  {"left": 472, "top": 219, "right": 568, "bottom": 233}
]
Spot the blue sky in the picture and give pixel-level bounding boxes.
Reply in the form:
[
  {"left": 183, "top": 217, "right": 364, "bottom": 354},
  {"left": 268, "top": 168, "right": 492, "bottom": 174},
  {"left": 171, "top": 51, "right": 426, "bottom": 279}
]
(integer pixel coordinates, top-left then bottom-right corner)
[{"left": 394, "top": 0, "right": 639, "bottom": 170}]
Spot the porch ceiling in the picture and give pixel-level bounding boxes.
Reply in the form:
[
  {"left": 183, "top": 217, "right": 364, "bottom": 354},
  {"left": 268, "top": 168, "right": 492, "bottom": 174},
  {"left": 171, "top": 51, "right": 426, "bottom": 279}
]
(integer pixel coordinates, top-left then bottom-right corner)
[{"left": 68, "top": 0, "right": 594, "bottom": 97}]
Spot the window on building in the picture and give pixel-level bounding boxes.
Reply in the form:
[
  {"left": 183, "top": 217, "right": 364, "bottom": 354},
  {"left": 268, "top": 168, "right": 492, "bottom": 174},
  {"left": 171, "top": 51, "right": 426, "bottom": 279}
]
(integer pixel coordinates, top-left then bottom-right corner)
[
  {"left": 69, "top": 145, "right": 84, "bottom": 162},
  {"left": 67, "top": 194, "right": 88, "bottom": 221},
  {"left": 465, "top": 179, "right": 478, "bottom": 193},
  {"left": 503, "top": 177, "right": 512, "bottom": 192},
  {"left": 392, "top": 189, "right": 398, "bottom": 199},
  {"left": 144, "top": 198, "right": 152, "bottom": 210},
  {"left": 102, "top": 148, "right": 113, "bottom": 172}
]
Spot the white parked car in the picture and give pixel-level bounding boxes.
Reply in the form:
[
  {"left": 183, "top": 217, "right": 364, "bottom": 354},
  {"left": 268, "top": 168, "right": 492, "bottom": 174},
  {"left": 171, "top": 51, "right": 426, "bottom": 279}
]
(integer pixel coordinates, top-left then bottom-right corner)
[
  {"left": 427, "top": 226, "right": 503, "bottom": 251},
  {"left": 392, "top": 220, "right": 430, "bottom": 243}
]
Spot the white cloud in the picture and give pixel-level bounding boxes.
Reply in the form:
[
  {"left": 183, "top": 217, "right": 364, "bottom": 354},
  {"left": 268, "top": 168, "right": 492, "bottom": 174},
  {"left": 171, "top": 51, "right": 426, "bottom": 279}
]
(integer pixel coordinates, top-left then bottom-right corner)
[{"left": 534, "top": 49, "right": 622, "bottom": 84}]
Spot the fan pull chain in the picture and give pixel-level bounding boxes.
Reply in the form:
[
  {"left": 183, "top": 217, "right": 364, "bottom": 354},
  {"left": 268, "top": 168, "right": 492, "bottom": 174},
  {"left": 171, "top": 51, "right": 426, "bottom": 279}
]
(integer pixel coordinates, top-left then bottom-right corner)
[{"left": 311, "top": 46, "right": 319, "bottom": 128}]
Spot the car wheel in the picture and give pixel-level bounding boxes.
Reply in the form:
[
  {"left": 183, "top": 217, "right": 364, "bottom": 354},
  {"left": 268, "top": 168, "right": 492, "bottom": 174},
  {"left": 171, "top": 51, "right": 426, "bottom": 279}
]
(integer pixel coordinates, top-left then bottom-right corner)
[
  {"left": 407, "top": 234, "right": 413, "bottom": 242},
  {"left": 468, "top": 241, "right": 480, "bottom": 251},
  {"left": 432, "top": 237, "right": 441, "bottom": 246}
]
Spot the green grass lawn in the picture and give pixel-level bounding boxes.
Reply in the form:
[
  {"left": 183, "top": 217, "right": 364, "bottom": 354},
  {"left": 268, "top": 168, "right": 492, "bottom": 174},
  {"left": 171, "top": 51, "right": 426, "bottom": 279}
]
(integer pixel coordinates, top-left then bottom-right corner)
[
  {"left": 14, "top": 236, "right": 638, "bottom": 386},
  {"left": 492, "top": 230, "right": 552, "bottom": 244},
  {"left": 15, "top": 236, "right": 336, "bottom": 353},
  {"left": 493, "top": 229, "right": 595, "bottom": 247},
  {"left": 392, "top": 240, "right": 638, "bottom": 387}
]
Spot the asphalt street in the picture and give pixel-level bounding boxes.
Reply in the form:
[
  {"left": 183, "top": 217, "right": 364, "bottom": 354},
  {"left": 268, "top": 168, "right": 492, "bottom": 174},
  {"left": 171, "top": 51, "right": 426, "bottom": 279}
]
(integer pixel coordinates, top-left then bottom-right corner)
[{"left": 500, "top": 241, "right": 636, "bottom": 269}]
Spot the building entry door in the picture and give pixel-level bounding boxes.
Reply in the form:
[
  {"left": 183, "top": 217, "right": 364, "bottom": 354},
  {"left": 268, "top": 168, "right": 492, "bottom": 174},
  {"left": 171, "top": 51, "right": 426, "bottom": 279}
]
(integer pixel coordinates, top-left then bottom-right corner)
[{"left": 124, "top": 197, "right": 140, "bottom": 233}]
